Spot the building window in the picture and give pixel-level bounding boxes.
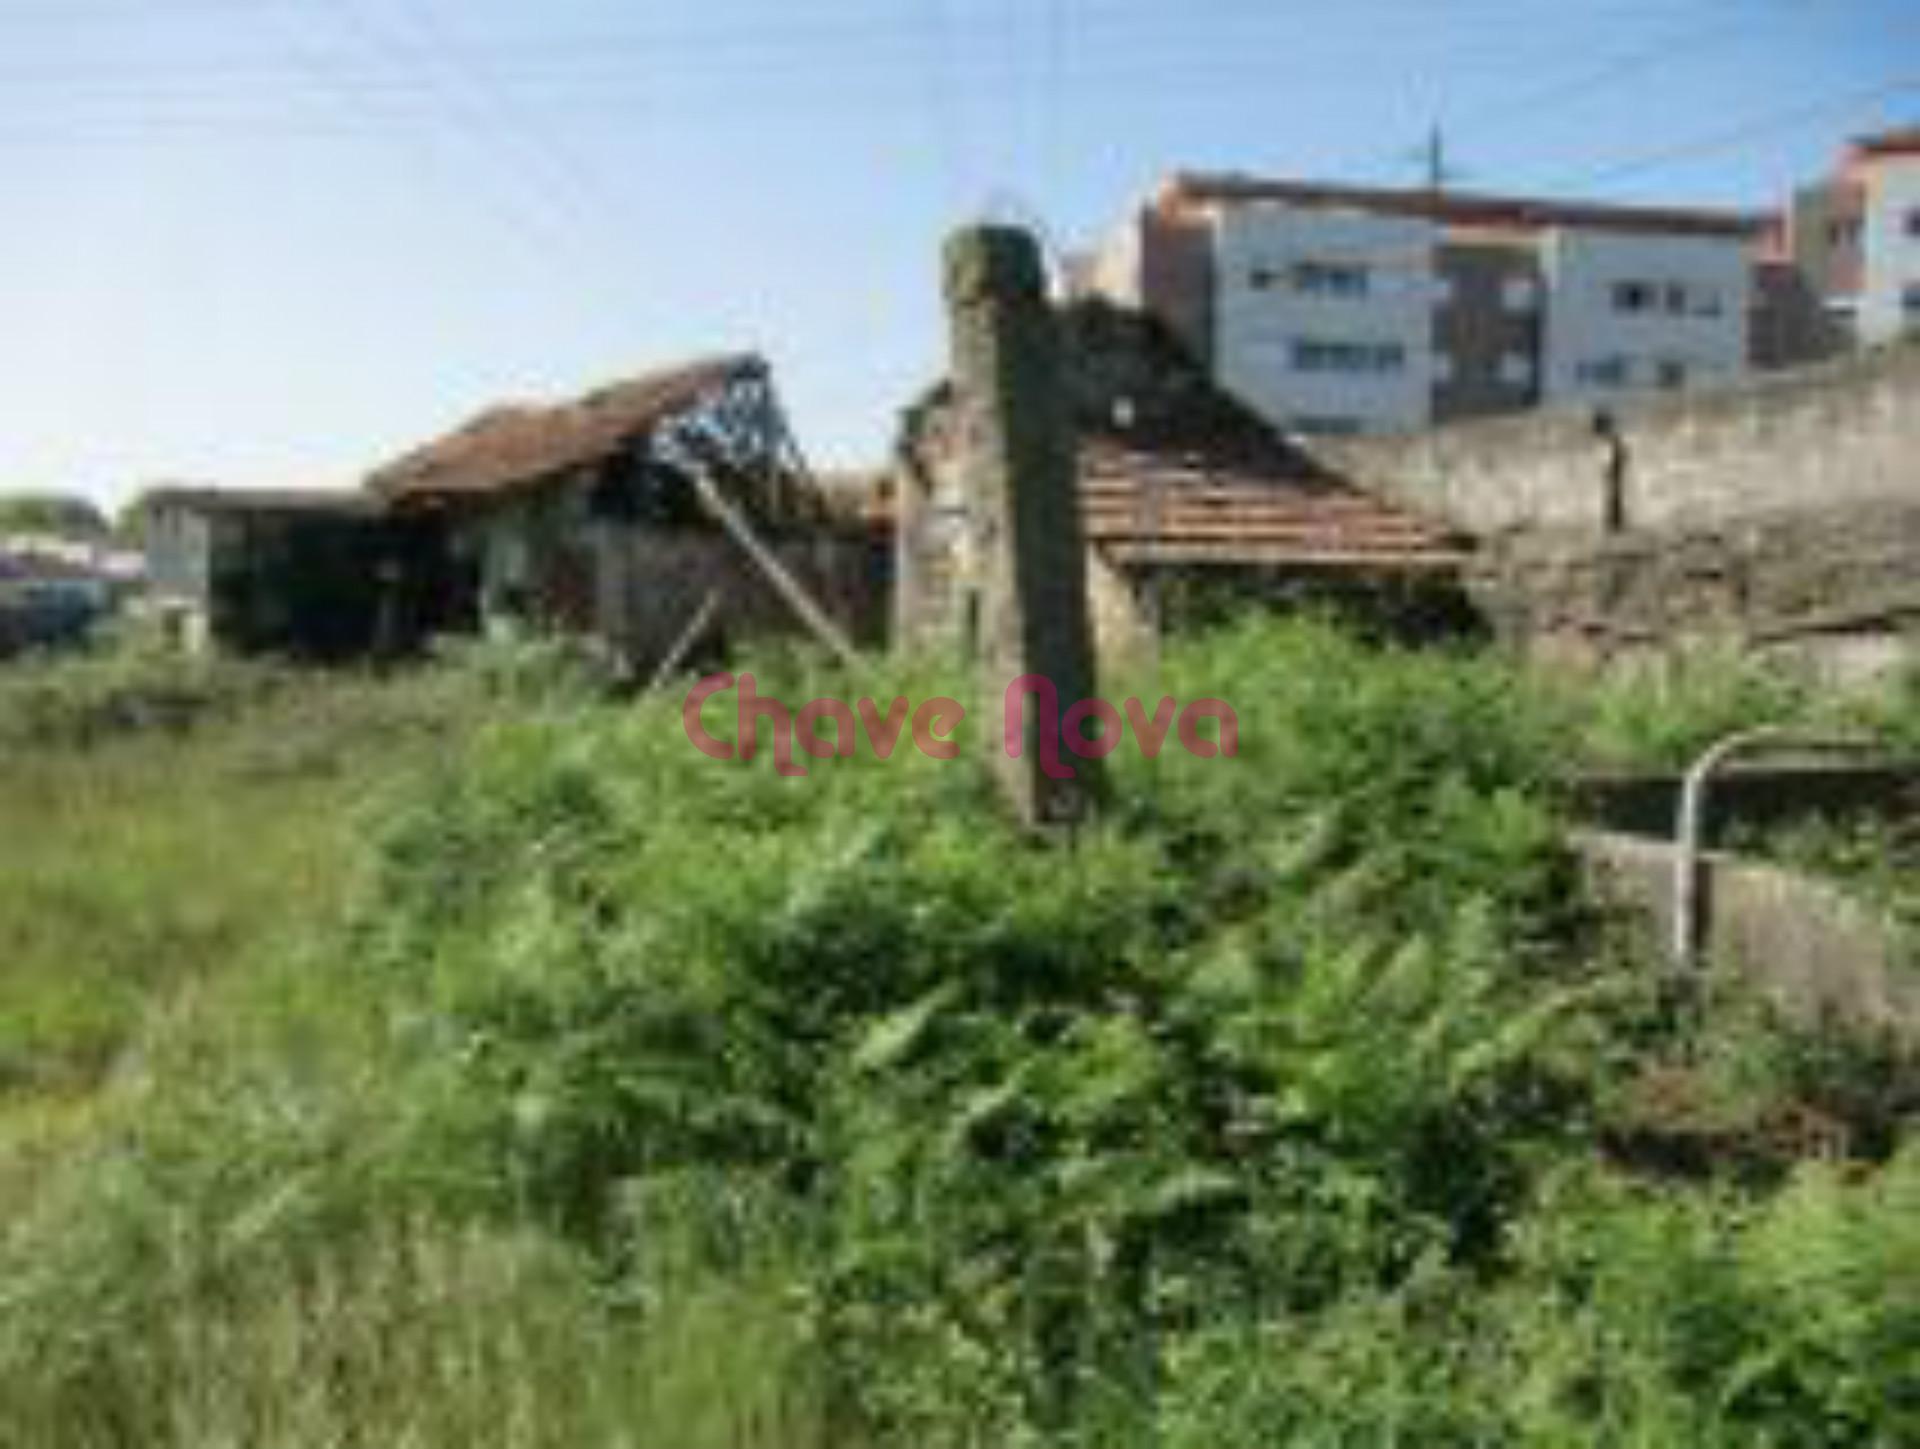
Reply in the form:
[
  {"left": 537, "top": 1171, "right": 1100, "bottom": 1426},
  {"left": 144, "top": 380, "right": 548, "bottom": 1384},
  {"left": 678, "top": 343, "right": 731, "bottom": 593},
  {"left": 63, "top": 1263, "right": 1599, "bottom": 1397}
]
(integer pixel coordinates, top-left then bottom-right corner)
[
  {"left": 1612, "top": 281, "right": 1657, "bottom": 314},
  {"left": 1501, "top": 276, "right": 1538, "bottom": 312},
  {"left": 1691, "top": 287, "right": 1724, "bottom": 318},
  {"left": 1904, "top": 283, "right": 1920, "bottom": 318},
  {"left": 1291, "top": 339, "right": 1406, "bottom": 373},
  {"left": 1291, "top": 260, "right": 1370, "bottom": 298},
  {"left": 1249, "top": 265, "right": 1281, "bottom": 291},
  {"left": 1906, "top": 209, "right": 1920, "bottom": 239},
  {"left": 1577, "top": 357, "right": 1630, "bottom": 388}
]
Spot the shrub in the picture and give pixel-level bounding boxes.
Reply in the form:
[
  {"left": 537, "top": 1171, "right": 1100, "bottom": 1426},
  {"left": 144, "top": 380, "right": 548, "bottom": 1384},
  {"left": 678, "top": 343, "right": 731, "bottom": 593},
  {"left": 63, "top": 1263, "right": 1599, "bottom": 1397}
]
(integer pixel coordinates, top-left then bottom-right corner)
[
  {"left": 0, "top": 643, "right": 288, "bottom": 750},
  {"left": 344, "top": 622, "right": 1679, "bottom": 1437},
  {"left": 6, "top": 617, "right": 1911, "bottom": 1447}
]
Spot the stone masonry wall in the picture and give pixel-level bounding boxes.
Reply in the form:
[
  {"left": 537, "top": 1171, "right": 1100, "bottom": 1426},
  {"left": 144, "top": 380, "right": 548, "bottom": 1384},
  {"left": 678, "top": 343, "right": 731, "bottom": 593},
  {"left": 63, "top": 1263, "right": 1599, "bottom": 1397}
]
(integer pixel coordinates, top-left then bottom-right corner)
[
  {"left": 1321, "top": 339, "right": 1920, "bottom": 666},
  {"left": 1327, "top": 337, "right": 1920, "bottom": 536},
  {"left": 1474, "top": 497, "right": 1920, "bottom": 668}
]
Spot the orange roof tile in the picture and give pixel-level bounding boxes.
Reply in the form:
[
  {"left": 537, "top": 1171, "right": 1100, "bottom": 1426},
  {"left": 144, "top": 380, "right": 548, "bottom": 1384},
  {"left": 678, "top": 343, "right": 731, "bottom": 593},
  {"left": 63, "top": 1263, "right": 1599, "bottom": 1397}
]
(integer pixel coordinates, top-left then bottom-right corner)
[{"left": 1079, "top": 441, "right": 1467, "bottom": 572}]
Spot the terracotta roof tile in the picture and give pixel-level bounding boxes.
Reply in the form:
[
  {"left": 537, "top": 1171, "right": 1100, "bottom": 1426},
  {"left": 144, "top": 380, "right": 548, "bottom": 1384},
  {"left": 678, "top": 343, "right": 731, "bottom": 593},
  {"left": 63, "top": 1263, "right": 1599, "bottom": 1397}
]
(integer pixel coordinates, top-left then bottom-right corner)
[
  {"left": 1079, "top": 440, "right": 1468, "bottom": 572},
  {"left": 368, "top": 354, "right": 762, "bottom": 504},
  {"left": 1850, "top": 124, "right": 1920, "bottom": 160}
]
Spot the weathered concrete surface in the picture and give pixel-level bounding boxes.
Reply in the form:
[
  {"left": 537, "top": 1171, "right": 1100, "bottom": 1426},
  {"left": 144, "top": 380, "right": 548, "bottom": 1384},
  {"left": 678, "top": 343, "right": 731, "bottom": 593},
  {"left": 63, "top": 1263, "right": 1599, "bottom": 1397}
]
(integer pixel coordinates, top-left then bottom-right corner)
[
  {"left": 1469, "top": 498, "right": 1920, "bottom": 670},
  {"left": 1329, "top": 337, "right": 1920, "bottom": 537},
  {"left": 1324, "top": 339, "right": 1920, "bottom": 668},
  {"left": 1578, "top": 830, "right": 1920, "bottom": 1038},
  {"left": 944, "top": 226, "right": 1102, "bottom": 828}
]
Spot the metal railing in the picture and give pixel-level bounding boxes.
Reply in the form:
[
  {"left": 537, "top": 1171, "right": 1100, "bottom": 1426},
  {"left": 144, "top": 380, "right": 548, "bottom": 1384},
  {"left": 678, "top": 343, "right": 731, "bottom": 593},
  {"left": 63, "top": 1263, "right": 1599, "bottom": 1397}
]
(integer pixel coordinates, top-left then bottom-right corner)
[{"left": 1671, "top": 727, "right": 1883, "bottom": 974}]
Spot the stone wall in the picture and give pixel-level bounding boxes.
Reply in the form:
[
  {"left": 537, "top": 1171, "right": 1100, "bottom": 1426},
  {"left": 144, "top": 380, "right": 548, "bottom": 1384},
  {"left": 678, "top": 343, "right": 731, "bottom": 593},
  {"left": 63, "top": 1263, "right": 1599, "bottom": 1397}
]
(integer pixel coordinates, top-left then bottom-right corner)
[
  {"left": 457, "top": 491, "right": 879, "bottom": 671},
  {"left": 1472, "top": 497, "right": 1920, "bottom": 672},
  {"left": 1328, "top": 337, "right": 1920, "bottom": 536},
  {"left": 1320, "top": 339, "right": 1920, "bottom": 665}
]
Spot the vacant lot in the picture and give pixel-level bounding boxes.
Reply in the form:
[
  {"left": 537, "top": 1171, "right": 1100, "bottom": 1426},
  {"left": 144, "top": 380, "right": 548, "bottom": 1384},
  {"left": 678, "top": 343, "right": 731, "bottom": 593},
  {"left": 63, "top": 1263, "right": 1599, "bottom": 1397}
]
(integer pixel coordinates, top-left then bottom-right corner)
[
  {"left": 0, "top": 658, "right": 469, "bottom": 1202},
  {"left": 1, "top": 630, "right": 1913, "bottom": 1449}
]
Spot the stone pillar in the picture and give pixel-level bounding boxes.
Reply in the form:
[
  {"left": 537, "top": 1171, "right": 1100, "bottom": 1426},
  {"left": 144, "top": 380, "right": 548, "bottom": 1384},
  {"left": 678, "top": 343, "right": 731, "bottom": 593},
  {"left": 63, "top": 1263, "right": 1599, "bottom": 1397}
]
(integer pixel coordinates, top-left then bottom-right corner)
[
  {"left": 891, "top": 445, "right": 931, "bottom": 651},
  {"left": 944, "top": 225, "right": 1102, "bottom": 829}
]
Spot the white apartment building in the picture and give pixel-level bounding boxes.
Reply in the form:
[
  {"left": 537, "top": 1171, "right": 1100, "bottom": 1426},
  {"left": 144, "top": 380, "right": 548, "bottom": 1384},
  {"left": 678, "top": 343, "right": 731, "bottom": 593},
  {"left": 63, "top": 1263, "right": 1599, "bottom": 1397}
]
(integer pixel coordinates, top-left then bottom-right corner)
[
  {"left": 1782, "top": 126, "right": 1920, "bottom": 349},
  {"left": 1538, "top": 226, "right": 1751, "bottom": 405},
  {"left": 1081, "top": 174, "right": 1770, "bottom": 438},
  {"left": 1855, "top": 134, "right": 1920, "bottom": 343},
  {"left": 1212, "top": 203, "right": 1438, "bottom": 435}
]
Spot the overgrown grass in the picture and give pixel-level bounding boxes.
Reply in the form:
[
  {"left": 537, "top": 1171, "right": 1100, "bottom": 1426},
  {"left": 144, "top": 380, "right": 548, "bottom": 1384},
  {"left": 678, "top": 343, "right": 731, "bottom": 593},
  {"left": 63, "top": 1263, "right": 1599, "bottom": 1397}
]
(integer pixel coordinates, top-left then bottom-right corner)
[
  {"left": 0, "top": 661, "right": 468, "bottom": 1104},
  {"left": 0, "top": 643, "right": 288, "bottom": 751},
  {"left": 1540, "top": 642, "right": 1920, "bottom": 773},
  {"left": 0, "top": 622, "right": 1913, "bottom": 1448}
]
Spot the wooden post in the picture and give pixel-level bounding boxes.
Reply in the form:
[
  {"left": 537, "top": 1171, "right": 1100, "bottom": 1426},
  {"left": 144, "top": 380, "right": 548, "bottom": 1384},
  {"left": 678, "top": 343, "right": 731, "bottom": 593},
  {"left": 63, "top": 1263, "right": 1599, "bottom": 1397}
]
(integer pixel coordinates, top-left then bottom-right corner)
[
  {"left": 944, "top": 225, "right": 1102, "bottom": 829},
  {"left": 688, "top": 468, "right": 863, "bottom": 670}
]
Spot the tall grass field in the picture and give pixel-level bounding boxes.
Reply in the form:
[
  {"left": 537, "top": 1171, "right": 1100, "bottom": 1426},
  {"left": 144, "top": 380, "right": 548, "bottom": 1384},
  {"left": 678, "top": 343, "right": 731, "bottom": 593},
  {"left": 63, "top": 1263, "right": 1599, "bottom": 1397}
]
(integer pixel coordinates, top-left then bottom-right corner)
[{"left": 1, "top": 627, "right": 1914, "bottom": 1448}]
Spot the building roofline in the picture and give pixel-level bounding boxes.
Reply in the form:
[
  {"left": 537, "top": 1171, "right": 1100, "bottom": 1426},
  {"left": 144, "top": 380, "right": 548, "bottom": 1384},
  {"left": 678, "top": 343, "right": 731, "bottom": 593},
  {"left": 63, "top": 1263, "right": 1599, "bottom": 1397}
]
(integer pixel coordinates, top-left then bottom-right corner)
[
  {"left": 1846, "top": 124, "right": 1920, "bottom": 161},
  {"left": 1156, "top": 171, "right": 1770, "bottom": 240},
  {"left": 366, "top": 353, "right": 764, "bottom": 505},
  {"left": 137, "top": 487, "right": 384, "bottom": 518}
]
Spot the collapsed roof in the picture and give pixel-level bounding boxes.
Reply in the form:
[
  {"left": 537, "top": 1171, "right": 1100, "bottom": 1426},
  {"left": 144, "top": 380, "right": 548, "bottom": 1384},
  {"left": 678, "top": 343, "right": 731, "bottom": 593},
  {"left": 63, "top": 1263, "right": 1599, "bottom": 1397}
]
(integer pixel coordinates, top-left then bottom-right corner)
[
  {"left": 1078, "top": 440, "right": 1465, "bottom": 571},
  {"left": 899, "top": 298, "right": 1468, "bottom": 574},
  {"left": 367, "top": 354, "right": 767, "bottom": 506}
]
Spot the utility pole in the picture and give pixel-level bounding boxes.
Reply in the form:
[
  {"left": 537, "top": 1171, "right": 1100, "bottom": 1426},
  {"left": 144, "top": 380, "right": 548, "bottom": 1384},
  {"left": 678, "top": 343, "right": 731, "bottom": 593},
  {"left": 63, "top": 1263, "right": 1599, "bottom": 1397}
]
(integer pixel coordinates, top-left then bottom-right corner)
[
  {"left": 1420, "top": 123, "right": 1474, "bottom": 198},
  {"left": 1428, "top": 123, "right": 1451, "bottom": 195}
]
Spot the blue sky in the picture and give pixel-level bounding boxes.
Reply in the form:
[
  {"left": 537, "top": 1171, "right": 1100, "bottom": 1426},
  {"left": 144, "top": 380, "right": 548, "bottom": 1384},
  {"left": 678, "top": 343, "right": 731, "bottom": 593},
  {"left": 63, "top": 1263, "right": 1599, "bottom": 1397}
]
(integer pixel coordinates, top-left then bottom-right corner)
[{"left": 2, "top": 0, "right": 1914, "bottom": 507}]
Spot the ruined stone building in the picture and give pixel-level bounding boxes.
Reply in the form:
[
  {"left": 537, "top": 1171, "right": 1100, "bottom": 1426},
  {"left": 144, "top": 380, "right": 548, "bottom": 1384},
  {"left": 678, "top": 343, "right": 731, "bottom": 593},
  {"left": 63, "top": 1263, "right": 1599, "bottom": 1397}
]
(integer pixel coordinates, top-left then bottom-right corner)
[
  {"left": 138, "top": 358, "right": 881, "bottom": 666},
  {"left": 137, "top": 488, "right": 403, "bottom": 659},
  {"left": 364, "top": 355, "right": 880, "bottom": 668},
  {"left": 894, "top": 299, "right": 1471, "bottom": 657}
]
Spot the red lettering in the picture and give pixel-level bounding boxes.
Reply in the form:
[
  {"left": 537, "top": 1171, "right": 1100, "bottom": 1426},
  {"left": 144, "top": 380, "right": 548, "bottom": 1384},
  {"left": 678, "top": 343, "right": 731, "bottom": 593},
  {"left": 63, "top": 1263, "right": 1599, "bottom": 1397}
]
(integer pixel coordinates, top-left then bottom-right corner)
[
  {"left": 1063, "top": 697, "right": 1123, "bottom": 759},
  {"left": 1176, "top": 700, "right": 1240, "bottom": 760},
  {"left": 739, "top": 673, "right": 807, "bottom": 778},
  {"left": 911, "top": 697, "right": 965, "bottom": 760},
  {"left": 856, "top": 696, "right": 913, "bottom": 759},
  {"left": 1123, "top": 696, "right": 1179, "bottom": 759},
  {"left": 1003, "top": 675, "right": 1075, "bottom": 780},
  {"left": 683, "top": 673, "right": 736, "bottom": 760}
]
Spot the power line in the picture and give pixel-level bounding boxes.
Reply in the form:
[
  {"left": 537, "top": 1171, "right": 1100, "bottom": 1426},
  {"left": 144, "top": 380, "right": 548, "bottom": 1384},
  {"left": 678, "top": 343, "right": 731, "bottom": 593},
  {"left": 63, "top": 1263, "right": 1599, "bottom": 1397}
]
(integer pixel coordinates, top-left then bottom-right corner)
[
  {"left": 0, "top": 44, "right": 1612, "bottom": 144},
  {"left": 0, "top": 3, "right": 1905, "bottom": 219},
  {"left": 286, "top": 0, "right": 573, "bottom": 257},
  {"left": 1543, "top": 75, "right": 1920, "bottom": 191},
  {"left": 272, "top": 0, "right": 653, "bottom": 363},
  {"left": 0, "top": 4, "right": 1745, "bottom": 94},
  {"left": 1445, "top": 1, "right": 1768, "bottom": 135},
  {"left": 1414, "top": 124, "right": 1467, "bottom": 193},
  {"left": 372, "top": 0, "right": 619, "bottom": 230},
  {"left": 1331, "top": 0, "right": 1777, "bottom": 182}
]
